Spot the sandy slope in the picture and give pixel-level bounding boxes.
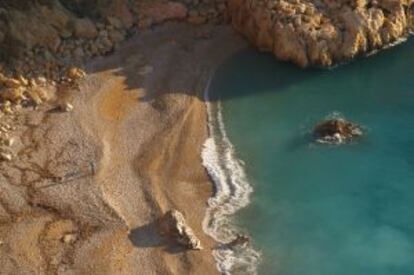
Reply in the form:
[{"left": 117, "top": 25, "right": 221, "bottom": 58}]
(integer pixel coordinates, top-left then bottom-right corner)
[{"left": 0, "top": 22, "right": 246, "bottom": 274}]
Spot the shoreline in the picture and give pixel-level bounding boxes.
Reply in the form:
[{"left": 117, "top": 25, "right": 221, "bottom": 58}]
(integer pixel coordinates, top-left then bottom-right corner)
[
  {"left": 83, "top": 22, "right": 251, "bottom": 274},
  {"left": 202, "top": 79, "right": 261, "bottom": 274}
]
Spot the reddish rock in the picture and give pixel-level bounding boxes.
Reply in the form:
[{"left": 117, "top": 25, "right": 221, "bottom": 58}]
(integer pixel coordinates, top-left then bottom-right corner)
[{"left": 314, "top": 118, "right": 363, "bottom": 144}]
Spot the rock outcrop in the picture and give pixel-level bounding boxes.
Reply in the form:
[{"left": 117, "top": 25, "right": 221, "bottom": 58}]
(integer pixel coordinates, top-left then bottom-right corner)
[
  {"left": 159, "top": 209, "right": 203, "bottom": 250},
  {"left": 228, "top": 0, "right": 414, "bottom": 67},
  {"left": 314, "top": 117, "right": 363, "bottom": 143}
]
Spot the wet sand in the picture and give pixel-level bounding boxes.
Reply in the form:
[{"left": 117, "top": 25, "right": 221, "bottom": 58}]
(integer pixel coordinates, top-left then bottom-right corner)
[{"left": 0, "top": 22, "right": 247, "bottom": 274}]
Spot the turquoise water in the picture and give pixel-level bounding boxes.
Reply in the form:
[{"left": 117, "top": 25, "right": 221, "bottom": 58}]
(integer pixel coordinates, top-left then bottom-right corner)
[{"left": 208, "top": 40, "right": 414, "bottom": 275}]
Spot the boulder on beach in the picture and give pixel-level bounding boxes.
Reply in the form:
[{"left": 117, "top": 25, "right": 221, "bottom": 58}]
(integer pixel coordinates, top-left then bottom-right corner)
[
  {"left": 159, "top": 209, "right": 202, "bottom": 250},
  {"left": 313, "top": 118, "right": 362, "bottom": 144}
]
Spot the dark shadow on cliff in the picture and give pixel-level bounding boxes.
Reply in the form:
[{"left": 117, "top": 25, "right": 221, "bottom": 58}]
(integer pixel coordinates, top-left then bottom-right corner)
[
  {"left": 84, "top": 22, "right": 414, "bottom": 105},
  {"left": 83, "top": 22, "right": 322, "bottom": 104}
]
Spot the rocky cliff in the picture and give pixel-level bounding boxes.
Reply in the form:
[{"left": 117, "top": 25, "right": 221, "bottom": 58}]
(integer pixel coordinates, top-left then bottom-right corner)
[
  {"left": 1, "top": 0, "right": 413, "bottom": 71},
  {"left": 0, "top": 0, "right": 229, "bottom": 78},
  {"left": 229, "top": 0, "right": 414, "bottom": 67},
  {"left": 0, "top": 0, "right": 229, "bottom": 106}
]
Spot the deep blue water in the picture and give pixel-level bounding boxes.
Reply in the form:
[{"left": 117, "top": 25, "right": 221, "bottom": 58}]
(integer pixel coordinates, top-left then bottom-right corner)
[{"left": 208, "top": 40, "right": 414, "bottom": 275}]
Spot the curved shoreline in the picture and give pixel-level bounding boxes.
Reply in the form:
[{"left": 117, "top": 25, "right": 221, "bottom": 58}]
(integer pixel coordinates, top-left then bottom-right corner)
[{"left": 202, "top": 74, "right": 261, "bottom": 274}]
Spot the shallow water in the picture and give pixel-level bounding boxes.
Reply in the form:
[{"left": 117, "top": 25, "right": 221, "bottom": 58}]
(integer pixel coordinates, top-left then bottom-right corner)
[{"left": 208, "top": 40, "right": 414, "bottom": 275}]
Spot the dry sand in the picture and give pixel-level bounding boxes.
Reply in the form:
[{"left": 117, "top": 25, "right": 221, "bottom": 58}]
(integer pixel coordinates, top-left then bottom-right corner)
[{"left": 0, "top": 22, "right": 247, "bottom": 274}]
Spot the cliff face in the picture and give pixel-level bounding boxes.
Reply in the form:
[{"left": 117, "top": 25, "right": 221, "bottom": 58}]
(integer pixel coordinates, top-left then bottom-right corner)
[
  {"left": 0, "top": 0, "right": 229, "bottom": 73},
  {"left": 1, "top": 0, "right": 413, "bottom": 70},
  {"left": 229, "top": 0, "right": 414, "bottom": 67}
]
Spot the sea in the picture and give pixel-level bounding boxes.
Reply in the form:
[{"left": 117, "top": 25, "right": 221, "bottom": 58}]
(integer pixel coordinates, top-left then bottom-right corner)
[{"left": 202, "top": 38, "right": 414, "bottom": 275}]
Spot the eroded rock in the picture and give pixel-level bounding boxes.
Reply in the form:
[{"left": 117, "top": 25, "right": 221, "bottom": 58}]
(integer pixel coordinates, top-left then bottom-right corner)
[
  {"left": 62, "top": 233, "right": 78, "bottom": 244},
  {"left": 59, "top": 101, "right": 74, "bottom": 112},
  {"left": 0, "top": 152, "right": 13, "bottom": 161},
  {"left": 314, "top": 118, "right": 363, "bottom": 144},
  {"left": 229, "top": 0, "right": 414, "bottom": 67},
  {"left": 159, "top": 209, "right": 203, "bottom": 250},
  {"left": 66, "top": 67, "right": 86, "bottom": 80}
]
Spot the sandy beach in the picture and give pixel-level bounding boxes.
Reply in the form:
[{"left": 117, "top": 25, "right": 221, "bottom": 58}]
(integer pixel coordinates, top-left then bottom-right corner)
[{"left": 0, "top": 22, "right": 247, "bottom": 274}]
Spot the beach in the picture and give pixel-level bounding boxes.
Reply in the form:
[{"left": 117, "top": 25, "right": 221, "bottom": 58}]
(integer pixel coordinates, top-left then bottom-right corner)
[
  {"left": 0, "top": 22, "right": 247, "bottom": 274},
  {"left": 2, "top": 0, "right": 413, "bottom": 273}
]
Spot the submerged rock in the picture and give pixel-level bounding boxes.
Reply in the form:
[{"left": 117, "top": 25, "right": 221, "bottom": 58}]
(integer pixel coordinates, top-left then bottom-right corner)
[
  {"left": 159, "top": 209, "right": 202, "bottom": 250},
  {"left": 314, "top": 118, "right": 362, "bottom": 144},
  {"left": 227, "top": 234, "right": 250, "bottom": 248}
]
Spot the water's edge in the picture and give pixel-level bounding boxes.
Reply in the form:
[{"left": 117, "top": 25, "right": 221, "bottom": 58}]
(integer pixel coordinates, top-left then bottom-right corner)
[
  {"left": 200, "top": 36, "right": 414, "bottom": 274},
  {"left": 201, "top": 76, "right": 261, "bottom": 274}
]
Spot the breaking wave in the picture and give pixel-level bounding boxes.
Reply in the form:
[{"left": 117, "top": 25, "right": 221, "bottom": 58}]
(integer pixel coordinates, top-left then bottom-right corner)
[{"left": 202, "top": 77, "right": 261, "bottom": 275}]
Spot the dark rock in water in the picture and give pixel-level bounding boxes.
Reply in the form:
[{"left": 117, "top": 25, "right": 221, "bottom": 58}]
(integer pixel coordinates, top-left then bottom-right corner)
[
  {"left": 314, "top": 118, "right": 362, "bottom": 144},
  {"left": 227, "top": 234, "right": 250, "bottom": 248}
]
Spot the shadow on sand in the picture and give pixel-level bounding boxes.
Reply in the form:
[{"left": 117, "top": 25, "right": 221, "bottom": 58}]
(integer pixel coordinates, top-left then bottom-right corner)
[
  {"left": 128, "top": 220, "right": 189, "bottom": 254},
  {"left": 83, "top": 22, "right": 324, "bottom": 106},
  {"left": 84, "top": 22, "right": 414, "bottom": 107}
]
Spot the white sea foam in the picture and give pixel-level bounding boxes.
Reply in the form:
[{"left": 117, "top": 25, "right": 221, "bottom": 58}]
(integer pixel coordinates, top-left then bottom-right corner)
[
  {"left": 366, "top": 36, "right": 408, "bottom": 57},
  {"left": 327, "top": 36, "right": 409, "bottom": 70},
  {"left": 202, "top": 77, "right": 261, "bottom": 274}
]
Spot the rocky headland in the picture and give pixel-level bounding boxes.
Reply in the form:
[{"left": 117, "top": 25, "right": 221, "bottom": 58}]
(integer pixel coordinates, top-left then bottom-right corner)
[{"left": 229, "top": 0, "right": 414, "bottom": 67}]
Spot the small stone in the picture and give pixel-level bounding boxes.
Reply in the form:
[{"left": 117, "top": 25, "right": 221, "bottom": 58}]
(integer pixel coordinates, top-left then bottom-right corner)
[
  {"left": 2, "top": 106, "right": 12, "bottom": 115},
  {"left": 60, "top": 102, "right": 73, "bottom": 112},
  {"left": 36, "top": 77, "right": 47, "bottom": 85},
  {"left": 62, "top": 233, "right": 77, "bottom": 244},
  {"left": 0, "top": 152, "right": 12, "bottom": 161},
  {"left": 67, "top": 67, "right": 86, "bottom": 80},
  {"left": 5, "top": 137, "right": 14, "bottom": 147},
  {"left": 18, "top": 75, "right": 29, "bottom": 86}
]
